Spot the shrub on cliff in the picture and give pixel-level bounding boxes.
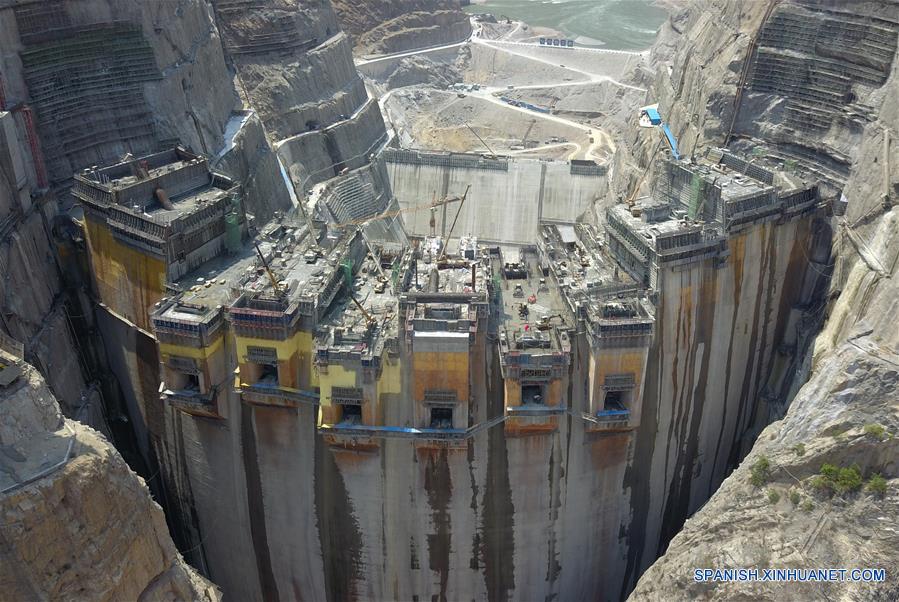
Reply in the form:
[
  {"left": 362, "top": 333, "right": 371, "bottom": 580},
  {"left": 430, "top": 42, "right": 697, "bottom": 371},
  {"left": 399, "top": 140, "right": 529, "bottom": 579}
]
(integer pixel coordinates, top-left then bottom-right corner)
[
  {"left": 810, "top": 463, "right": 863, "bottom": 495},
  {"left": 863, "top": 423, "right": 888, "bottom": 441},
  {"left": 867, "top": 474, "right": 887, "bottom": 496},
  {"left": 749, "top": 455, "right": 771, "bottom": 487}
]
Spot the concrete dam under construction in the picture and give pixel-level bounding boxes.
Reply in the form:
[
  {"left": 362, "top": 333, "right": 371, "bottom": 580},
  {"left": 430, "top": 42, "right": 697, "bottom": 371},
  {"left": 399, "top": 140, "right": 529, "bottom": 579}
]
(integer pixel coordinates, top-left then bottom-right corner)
[{"left": 2, "top": 0, "right": 896, "bottom": 601}]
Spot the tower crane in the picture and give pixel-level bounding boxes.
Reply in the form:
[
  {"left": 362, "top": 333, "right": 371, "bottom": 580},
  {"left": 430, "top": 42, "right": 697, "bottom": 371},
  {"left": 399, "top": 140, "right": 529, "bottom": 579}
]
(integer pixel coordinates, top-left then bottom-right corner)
[
  {"left": 429, "top": 187, "right": 470, "bottom": 239},
  {"left": 438, "top": 184, "right": 471, "bottom": 260}
]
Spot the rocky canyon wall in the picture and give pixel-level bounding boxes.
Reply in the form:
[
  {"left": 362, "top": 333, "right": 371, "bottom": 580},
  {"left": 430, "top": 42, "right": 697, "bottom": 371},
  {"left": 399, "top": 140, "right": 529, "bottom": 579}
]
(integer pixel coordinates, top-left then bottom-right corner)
[
  {"left": 0, "top": 0, "right": 294, "bottom": 567},
  {"left": 332, "top": 0, "right": 471, "bottom": 55},
  {"left": 211, "top": 0, "right": 392, "bottom": 197},
  {"left": 1, "top": 1, "right": 879, "bottom": 600},
  {"left": 0, "top": 359, "right": 220, "bottom": 601}
]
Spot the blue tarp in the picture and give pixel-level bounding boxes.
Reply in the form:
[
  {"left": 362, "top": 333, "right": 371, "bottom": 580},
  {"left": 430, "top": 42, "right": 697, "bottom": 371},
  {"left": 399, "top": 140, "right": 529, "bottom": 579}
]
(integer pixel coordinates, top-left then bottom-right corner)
[{"left": 643, "top": 107, "right": 662, "bottom": 125}]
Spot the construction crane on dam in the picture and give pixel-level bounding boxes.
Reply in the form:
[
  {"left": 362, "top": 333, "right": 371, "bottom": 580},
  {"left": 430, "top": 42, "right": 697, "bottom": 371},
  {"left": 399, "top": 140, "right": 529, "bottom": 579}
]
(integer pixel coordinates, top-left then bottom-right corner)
[
  {"left": 521, "top": 119, "right": 536, "bottom": 148},
  {"left": 437, "top": 185, "right": 471, "bottom": 261}
]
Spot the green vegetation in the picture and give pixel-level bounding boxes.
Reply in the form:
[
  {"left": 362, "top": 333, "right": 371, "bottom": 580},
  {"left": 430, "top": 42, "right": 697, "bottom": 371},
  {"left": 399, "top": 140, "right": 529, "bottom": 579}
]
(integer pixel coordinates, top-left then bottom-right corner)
[
  {"left": 867, "top": 474, "right": 887, "bottom": 496},
  {"left": 863, "top": 424, "right": 888, "bottom": 441},
  {"left": 749, "top": 455, "right": 771, "bottom": 487},
  {"left": 811, "top": 463, "right": 863, "bottom": 495},
  {"left": 789, "top": 490, "right": 800, "bottom": 505},
  {"left": 791, "top": 443, "right": 806, "bottom": 456},
  {"left": 801, "top": 499, "right": 814, "bottom": 512},
  {"left": 767, "top": 489, "right": 781, "bottom": 504}
]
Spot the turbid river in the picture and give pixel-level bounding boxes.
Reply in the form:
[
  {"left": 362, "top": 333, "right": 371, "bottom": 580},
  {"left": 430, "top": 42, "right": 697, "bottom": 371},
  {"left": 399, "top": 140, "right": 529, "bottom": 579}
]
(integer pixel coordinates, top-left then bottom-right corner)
[{"left": 465, "top": 0, "right": 668, "bottom": 51}]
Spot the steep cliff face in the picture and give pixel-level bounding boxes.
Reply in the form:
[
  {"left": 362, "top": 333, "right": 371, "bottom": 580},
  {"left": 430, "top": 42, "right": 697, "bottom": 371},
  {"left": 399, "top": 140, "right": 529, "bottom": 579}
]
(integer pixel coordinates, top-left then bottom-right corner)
[
  {"left": 630, "top": 210, "right": 899, "bottom": 600},
  {"left": 210, "top": 0, "right": 393, "bottom": 211},
  {"left": 0, "top": 0, "right": 294, "bottom": 581},
  {"left": 0, "top": 0, "right": 288, "bottom": 424},
  {"left": 0, "top": 0, "right": 237, "bottom": 187},
  {"left": 627, "top": 1, "right": 899, "bottom": 598},
  {"left": 0, "top": 361, "right": 220, "bottom": 601},
  {"left": 332, "top": 0, "right": 471, "bottom": 54}
]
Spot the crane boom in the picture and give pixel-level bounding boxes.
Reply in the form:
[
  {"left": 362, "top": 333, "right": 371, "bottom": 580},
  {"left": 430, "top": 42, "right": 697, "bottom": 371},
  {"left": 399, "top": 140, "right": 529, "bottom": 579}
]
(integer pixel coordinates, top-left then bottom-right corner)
[
  {"left": 466, "top": 123, "right": 497, "bottom": 157},
  {"left": 253, "top": 241, "right": 283, "bottom": 295},
  {"left": 439, "top": 185, "right": 471, "bottom": 259},
  {"left": 522, "top": 119, "right": 536, "bottom": 146},
  {"left": 625, "top": 137, "right": 664, "bottom": 207},
  {"left": 350, "top": 294, "right": 375, "bottom": 324}
]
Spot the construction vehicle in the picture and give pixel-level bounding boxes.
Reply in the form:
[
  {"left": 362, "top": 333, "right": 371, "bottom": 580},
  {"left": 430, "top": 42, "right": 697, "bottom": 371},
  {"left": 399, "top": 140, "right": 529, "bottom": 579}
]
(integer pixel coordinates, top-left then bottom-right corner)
[
  {"left": 536, "top": 314, "right": 564, "bottom": 330},
  {"left": 522, "top": 119, "right": 536, "bottom": 147},
  {"left": 466, "top": 123, "right": 498, "bottom": 158}
]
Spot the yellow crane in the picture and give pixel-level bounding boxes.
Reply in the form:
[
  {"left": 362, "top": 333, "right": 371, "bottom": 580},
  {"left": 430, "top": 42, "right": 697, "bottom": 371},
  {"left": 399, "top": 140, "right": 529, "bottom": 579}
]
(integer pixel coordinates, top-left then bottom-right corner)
[
  {"left": 349, "top": 294, "right": 375, "bottom": 326},
  {"left": 252, "top": 240, "right": 284, "bottom": 296}
]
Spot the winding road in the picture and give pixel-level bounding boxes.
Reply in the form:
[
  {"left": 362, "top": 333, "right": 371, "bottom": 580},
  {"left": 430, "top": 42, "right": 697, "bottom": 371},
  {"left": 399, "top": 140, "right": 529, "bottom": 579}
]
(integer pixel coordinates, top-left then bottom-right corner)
[{"left": 369, "top": 17, "right": 647, "bottom": 162}]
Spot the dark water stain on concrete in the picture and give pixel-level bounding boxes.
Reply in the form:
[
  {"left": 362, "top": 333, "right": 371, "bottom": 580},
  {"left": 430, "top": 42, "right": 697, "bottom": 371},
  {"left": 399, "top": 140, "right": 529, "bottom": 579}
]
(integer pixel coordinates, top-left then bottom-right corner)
[
  {"left": 424, "top": 448, "right": 452, "bottom": 601},
  {"left": 728, "top": 224, "right": 774, "bottom": 468},
  {"left": 620, "top": 295, "right": 664, "bottom": 597},
  {"left": 240, "top": 404, "right": 280, "bottom": 602},
  {"left": 159, "top": 412, "right": 209, "bottom": 576},
  {"left": 314, "top": 436, "right": 364, "bottom": 602},
  {"left": 481, "top": 343, "right": 515, "bottom": 601},
  {"left": 709, "top": 233, "right": 746, "bottom": 495},
  {"left": 545, "top": 440, "right": 562, "bottom": 587},
  {"left": 467, "top": 438, "right": 481, "bottom": 570},
  {"left": 659, "top": 265, "right": 715, "bottom": 547},
  {"left": 410, "top": 535, "right": 421, "bottom": 570}
]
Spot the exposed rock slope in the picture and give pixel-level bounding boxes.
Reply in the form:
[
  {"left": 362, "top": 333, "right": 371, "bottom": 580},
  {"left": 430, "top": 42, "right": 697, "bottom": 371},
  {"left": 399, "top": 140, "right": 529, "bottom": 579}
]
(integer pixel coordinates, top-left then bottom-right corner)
[
  {"left": 0, "top": 0, "right": 288, "bottom": 424},
  {"left": 0, "top": 362, "right": 220, "bottom": 601},
  {"left": 332, "top": 0, "right": 470, "bottom": 54},
  {"left": 212, "top": 0, "right": 392, "bottom": 197}
]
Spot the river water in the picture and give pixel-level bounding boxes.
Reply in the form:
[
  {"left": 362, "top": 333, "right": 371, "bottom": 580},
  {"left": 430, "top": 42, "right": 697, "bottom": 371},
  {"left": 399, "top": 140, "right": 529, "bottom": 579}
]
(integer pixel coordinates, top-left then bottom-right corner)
[{"left": 464, "top": 0, "right": 668, "bottom": 51}]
